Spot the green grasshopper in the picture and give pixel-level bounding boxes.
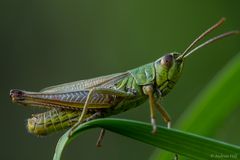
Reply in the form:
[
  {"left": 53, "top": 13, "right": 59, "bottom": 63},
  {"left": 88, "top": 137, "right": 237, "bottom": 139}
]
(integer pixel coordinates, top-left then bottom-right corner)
[{"left": 10, "top": 18, "right": 239, "bottom": 147}]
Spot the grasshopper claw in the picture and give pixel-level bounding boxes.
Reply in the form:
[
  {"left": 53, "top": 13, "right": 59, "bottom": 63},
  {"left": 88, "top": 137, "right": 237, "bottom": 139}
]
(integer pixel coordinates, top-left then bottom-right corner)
[
  {"left": 167, "top": 122, "right": 171, "bottom": 129},
  {"left": 151, "top": 118, "right": 157, "bottom": 134}
]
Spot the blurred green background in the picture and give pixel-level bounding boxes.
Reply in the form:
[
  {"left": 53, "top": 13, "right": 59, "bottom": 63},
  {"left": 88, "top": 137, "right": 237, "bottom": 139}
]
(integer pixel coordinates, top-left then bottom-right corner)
[{"left": 1, "top": 0, "right": 240, "bottom": 160}]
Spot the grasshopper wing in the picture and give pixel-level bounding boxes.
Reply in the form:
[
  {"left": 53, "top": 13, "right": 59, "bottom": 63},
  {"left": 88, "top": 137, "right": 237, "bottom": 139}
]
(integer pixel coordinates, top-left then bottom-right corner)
[{"left": 40, "top": 72, "right": 129, "bottom": 93}]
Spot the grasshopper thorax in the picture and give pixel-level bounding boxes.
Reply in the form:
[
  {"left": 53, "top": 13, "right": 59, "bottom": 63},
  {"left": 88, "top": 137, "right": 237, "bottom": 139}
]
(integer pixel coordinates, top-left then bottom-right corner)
[{"left": 154, "top": 53, "right": 184, "bottom": 96}]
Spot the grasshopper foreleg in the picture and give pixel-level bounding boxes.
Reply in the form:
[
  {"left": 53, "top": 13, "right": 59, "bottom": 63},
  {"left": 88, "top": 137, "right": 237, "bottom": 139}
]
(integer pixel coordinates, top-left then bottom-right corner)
[
  {"left": 143, "top": 85, "right": 172, "bottom": 133},
  {"left": 142, "top": 85, "right": 157, "bottom": 134}
]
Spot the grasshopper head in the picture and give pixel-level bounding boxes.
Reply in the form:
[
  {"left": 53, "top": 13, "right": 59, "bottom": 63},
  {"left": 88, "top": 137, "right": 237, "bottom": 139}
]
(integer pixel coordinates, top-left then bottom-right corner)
[
  {"left": 154, "top": 53, "right": 183, "bottom": 96},
  {"left": 154, "top": 18, "right": 239, "bottom": 96}
]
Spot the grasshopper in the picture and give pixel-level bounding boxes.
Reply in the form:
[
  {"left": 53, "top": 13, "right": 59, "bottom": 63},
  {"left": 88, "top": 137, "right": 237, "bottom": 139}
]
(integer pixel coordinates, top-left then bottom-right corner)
[{"left": 10, "top": 18, "right": 239, "bottom": 147}]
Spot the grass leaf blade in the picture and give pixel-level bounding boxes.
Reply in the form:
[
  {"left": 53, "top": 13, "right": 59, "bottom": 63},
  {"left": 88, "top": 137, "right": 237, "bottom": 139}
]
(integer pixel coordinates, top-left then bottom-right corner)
[{"left": 53, "top": 118, "right": 240, "bottom": 160}]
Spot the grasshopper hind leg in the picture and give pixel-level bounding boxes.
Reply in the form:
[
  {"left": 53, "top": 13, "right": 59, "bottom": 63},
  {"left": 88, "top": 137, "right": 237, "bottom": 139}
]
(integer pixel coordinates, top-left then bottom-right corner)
[
  {"left": 68, "top": 111, "right": 103, "bottom": 137},
  {"left": 96, "top": 128, "right": 106, "bottom": 147},
  {"left": 68, "top": 88, "right": 96, "bottom": 137}
]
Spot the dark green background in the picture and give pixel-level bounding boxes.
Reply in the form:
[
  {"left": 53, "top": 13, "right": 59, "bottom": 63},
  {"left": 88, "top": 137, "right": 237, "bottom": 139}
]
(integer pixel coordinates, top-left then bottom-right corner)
[{"left": 1, "top": 1, "right": 239, "bottom": 160}]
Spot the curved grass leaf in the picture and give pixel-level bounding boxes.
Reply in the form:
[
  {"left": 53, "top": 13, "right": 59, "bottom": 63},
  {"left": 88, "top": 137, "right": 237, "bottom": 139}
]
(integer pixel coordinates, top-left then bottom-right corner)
[
  {"left": 53, "top": 118, "right": 240, "bottom": 160},
  {"left": 150, "top": 53, "right": 240, "bottom": 159}
]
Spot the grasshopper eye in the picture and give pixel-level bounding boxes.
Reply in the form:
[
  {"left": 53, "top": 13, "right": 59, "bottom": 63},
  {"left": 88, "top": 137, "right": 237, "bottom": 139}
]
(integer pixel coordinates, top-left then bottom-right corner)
[{"left": 161, "top": 54, "right": 173, "bottom": 68}]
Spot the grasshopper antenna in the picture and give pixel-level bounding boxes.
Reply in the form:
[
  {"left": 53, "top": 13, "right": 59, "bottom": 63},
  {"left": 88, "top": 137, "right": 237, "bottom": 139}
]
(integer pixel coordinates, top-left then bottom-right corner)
[
  {"left": 182, "top": 30, "right": 239, "bottom": 58},
  {"left": 181, "top": 18, "right": 226, "bottom": 57},
  {"left": 177, "top": 18, "right": 239, "bottom": 60}
]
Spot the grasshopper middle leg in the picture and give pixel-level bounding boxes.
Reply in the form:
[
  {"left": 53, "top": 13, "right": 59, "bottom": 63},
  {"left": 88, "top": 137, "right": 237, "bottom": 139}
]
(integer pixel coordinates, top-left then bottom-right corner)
[
  {"left": 96, "top": 128, "right": 106, "bottom": 147},
  {"left": 155, "top": 100, "right": 171, "bottom": 129}
]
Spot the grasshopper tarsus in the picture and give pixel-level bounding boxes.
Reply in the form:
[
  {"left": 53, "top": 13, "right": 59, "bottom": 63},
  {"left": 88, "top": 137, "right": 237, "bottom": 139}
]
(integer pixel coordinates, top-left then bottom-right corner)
[
  {"left": 167, "top": 122, "right": 171, "bottom": 129},
  {"left": 151, "top": 118, "right": 157, "bottom": 134},
  {"left": 68, "top": 122, "right": 79, "bottom": 137},
  {"left": 96, "top": 143, "right": 102, "bottom": 147},
  {"left": 68, "top": 129, "right": 74, "bottom": 138}
]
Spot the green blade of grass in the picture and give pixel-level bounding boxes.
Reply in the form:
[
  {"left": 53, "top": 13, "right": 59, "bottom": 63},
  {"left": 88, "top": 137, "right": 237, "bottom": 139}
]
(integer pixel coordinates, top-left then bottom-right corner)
[
  {"left": 151, "top": 53, "right": 240, "bottom": 160},
  {"left": 53, "top": 118, "right": 240, "bottom": 160}
]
